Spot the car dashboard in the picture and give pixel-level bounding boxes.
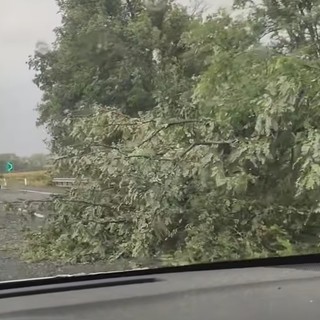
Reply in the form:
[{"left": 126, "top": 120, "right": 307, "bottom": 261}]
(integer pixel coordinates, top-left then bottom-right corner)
[{"left": 0, "top": 261, "right": 320, "bottom": 319}]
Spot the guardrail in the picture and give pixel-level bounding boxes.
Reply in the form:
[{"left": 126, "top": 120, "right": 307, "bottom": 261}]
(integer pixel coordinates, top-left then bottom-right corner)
[
  {"left": 52, "top": 178, "right": 88, "bottom": 188},
  {"left": 0, "top": 178, "right": 86, "bottom": 188},
  {"left": 52, "top": 178, "right": 75, "bottom": 188}
]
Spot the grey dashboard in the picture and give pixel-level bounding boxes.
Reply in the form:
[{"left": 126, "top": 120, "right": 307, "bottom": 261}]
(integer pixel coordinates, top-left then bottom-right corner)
[{"left": 0, "top": 264, "right": 320, "bottom": 319}]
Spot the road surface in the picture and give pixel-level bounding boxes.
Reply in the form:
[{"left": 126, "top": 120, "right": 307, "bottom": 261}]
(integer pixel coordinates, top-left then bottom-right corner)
[{"left": 0, "top": 188, "right": 128, "bottom": 281}]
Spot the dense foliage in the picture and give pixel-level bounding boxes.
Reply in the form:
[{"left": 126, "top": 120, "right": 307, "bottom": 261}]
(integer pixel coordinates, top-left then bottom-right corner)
[{"left": 25, "top": 0, "right": 320, "bottom": 265}]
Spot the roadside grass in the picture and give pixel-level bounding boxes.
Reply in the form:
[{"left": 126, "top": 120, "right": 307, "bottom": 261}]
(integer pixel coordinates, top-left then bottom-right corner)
[{"left": 2, "top": 170, "right": 51, "bottom": 187}]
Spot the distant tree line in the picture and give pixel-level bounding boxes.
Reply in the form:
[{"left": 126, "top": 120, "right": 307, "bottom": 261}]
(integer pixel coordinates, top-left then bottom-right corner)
[{"left": 0, "top": 153, "right": 51, "bottom": 173}]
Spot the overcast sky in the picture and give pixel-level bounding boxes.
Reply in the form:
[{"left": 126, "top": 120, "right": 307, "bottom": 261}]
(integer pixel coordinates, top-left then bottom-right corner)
[{"left": 0, "top": 0, "right": 232, "bottom": 157}]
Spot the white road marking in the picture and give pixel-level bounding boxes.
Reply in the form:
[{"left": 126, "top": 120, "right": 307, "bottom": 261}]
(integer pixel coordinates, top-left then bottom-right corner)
[
  {"left": 17, "top": 206, "right": 45, "bottom": 218},
  {"left": 18, "top": 189, "right": 58, "bottom": 196},
  {"left": 1, "top": 187, "right": 58, "bottom": 195},
  {"left": 34, "top": 212, "right": 45, "bottom": 218}
]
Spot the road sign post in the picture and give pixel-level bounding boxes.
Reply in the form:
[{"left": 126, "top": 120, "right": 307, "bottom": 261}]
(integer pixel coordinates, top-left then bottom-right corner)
[{"left": 5, "top": 162, "right": 13, "bottom": 173}]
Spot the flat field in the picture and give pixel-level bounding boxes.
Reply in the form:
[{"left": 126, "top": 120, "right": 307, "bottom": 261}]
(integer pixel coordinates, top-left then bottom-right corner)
[{"left": 2, "top": 170, "right": 51, "bottom": 187}]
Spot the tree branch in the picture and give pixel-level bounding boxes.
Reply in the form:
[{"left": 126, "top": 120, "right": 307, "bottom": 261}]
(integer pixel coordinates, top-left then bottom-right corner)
[
  {"left": 126, "top": 0, "right": 135, "bottom": 19},
  {"left": 179, "top": 140, "right": 237, "bottom": 158},
  {"left": 189, "top": 0, "right": 209, "bottom": 17},
  {"left": 138, "top": 119, "right": 204, "bottom": 147},
  {"left": 1, "top": 198, "right": 110, "bottom": 209}
]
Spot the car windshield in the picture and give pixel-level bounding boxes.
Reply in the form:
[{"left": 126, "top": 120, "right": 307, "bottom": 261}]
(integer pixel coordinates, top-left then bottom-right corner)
[{"left": 0, "top": 0, "right": 319, "bottom": 281}]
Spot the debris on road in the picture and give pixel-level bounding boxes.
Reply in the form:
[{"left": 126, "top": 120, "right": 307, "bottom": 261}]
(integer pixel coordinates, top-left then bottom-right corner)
[{"left": 0, "top": 188, "right": 118, "bottom": 281}]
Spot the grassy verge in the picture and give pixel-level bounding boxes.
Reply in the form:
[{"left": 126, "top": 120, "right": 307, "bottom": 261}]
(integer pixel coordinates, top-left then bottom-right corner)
[{"left": 2, "top": 170, "right": 51, "bottom": 187}]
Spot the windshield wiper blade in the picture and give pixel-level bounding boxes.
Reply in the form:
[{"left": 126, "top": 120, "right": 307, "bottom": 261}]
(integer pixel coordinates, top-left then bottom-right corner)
[{"left": 0, "top": 276, "right": 160, "bottom": 299}]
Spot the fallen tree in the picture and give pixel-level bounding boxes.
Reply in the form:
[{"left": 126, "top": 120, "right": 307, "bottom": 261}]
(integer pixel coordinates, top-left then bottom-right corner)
[{"left": 18, "top": 0, "right": 320, "bottom": 265}]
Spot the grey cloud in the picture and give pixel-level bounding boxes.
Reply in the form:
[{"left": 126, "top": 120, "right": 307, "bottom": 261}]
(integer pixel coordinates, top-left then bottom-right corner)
[{"left": 0, "top": 0, "right": 59, "bottom": 157}]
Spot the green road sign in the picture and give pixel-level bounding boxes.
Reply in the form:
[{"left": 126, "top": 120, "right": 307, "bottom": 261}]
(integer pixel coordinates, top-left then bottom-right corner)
[{"left": 5, "top": 162, "right": 13, "bottom": 173}]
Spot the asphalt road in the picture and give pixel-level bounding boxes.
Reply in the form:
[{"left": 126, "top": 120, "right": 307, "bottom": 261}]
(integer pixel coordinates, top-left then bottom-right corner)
[
  {"left": 0, "top": 188, "right": 53, "bottom": 203},
  {"left": 0, "top": 188, "right": 127, "bottom": 281}
]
